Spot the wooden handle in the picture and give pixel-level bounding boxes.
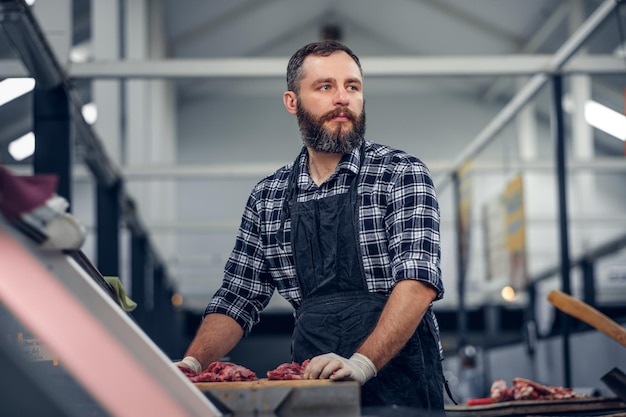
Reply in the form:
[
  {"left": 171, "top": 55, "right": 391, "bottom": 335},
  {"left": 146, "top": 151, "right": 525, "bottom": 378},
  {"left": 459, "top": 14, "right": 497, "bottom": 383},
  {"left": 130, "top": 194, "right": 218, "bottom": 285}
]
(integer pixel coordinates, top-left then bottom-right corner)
[{"left": 547, "top": 290, "right": 626, "bottom": 348}]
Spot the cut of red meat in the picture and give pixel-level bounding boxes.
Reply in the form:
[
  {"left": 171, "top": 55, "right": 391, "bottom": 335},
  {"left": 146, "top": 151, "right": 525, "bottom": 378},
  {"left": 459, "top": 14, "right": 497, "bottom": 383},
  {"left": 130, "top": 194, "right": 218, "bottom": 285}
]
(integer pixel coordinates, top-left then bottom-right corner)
[
  {"left": 179, "top": 361, "right": 257, "bottom": 383},
  {"left": 189, "top": 370, "right": 222, "bottom": 383},
  {"left": 490, "top": 378, "right": 584, "bottom": 402},
  {"left": 491, "top": 379, "right": 515, "bottom": 402},
  {"left": 177, "top": 366, "right": 198, "bottom": 377},
  {"left": 207, "top": 361, "right": 257, "bottom": 381},
  {"left": 267, "top": 359, "right": 311, "bottom": 380}
]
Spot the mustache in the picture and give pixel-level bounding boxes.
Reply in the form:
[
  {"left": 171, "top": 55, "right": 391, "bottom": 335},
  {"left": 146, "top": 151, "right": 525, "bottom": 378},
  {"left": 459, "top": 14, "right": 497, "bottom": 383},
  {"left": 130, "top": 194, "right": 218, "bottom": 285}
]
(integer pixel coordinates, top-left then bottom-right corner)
[{"left": 320, "top": 107, "right": 357, "bottom": 123}]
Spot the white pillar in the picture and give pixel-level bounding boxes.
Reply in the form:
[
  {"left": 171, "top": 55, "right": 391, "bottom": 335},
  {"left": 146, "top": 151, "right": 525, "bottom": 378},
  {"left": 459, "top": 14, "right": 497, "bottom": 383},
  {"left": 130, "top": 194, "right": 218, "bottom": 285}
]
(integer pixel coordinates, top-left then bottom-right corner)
[
  {"left": 513, "top": 76, "right": 541, "bottom": 283},
  {"left": 92, "top": 0, "right": 122, "bottom": 164},
  {"left": 124, "top": 0, "right": 150, "bottom": 175},
  {"left": 569, "top": 0, "right": 596, "bottom": 249},
  {"left": 123, "top": 0, "right": 177, "bottom": 259}
]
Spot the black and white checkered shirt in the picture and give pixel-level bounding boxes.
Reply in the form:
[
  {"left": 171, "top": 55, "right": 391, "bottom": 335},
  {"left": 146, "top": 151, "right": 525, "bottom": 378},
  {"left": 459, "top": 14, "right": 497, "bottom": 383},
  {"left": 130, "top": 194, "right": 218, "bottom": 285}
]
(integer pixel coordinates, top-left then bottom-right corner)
[{"left": 205, "top": 141, "right": 444, "bottom": 344}]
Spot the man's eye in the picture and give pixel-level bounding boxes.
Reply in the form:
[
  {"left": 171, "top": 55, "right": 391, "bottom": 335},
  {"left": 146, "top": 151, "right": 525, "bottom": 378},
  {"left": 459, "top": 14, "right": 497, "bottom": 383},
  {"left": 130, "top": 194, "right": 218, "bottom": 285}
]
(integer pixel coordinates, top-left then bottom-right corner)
[
  {"left": 348, "top": 85, "right": 359, "bottom": 91},
  {"left": 320, "top": 85, "right": 331, "bottom": 91}
]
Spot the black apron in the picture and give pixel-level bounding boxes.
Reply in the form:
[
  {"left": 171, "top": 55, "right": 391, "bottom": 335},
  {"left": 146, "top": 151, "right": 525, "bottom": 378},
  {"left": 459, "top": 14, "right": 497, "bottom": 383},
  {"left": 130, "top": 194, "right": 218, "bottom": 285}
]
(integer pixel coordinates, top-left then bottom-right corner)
[{"left": 286, "top": 146, "right": 444, "bottom": 410}]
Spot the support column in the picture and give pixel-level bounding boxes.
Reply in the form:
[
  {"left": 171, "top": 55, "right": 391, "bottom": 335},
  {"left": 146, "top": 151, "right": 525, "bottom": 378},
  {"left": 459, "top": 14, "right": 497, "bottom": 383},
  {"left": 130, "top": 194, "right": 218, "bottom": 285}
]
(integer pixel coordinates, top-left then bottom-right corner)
[
  {"left": 580, "top": 258, "right": 596, "bottom": 308},
  {"left": 147, "top": 0, "right": 178, "bottom": 260},
  {"left": 33, "top": 85, "right": 72, "bottom": 206},
  {"left": 92, "top": 0, "right": 122, "bottom": 163},
  {"left": 515, "top": 76, "right": 539, "bottom": 378},
  {"left": 124, "top": 0, "right": 178, "bottom": 262},
  {"left": 97, "top": 181, "right": 121, "bottom": 276},
  {"left": 523, "top": 283, "right": 538, "bottom": 381},
  {"left": 153, "top": 265, "right": 166, "bottom": 348},
  {"left": 131, "top": 233, "right": 147, "bottom": 328},
  {"left": 453, "top": 172, "right": 468, "bottom": 349},
  {"left": 569, "top": 0, "right": 596, "bottom": 249},
  {"left": 122, "top": 0, "right": 178, "bottom": 341},
  {"left": 552, "top": 75, "right": 572, "bottom": 388}
]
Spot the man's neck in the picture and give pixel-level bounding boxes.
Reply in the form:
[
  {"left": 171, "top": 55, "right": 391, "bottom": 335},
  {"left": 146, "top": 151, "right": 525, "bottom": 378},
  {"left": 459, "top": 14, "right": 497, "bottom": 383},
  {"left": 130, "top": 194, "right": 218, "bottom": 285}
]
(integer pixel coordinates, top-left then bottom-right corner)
[{"left": 306, "top": 148, "right": 342, "bottom": 186}]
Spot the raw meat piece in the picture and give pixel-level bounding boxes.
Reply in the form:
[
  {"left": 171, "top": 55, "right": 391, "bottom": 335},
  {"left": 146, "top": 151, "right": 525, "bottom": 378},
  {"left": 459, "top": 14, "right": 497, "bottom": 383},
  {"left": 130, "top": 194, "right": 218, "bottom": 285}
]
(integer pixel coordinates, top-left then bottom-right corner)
[
  {"left": 206, "top": 361, "right": 257, "bottom": 381},
  {"left": 267, "top": 359, "right": 311, "bottom": 380},
  {"left": 179, "top": 361, "right": 257, "bottom": 383},
  {"left": 189, "top": 370, "right": 222, "bottom": 383},
  {"left": 490, "top": 379, "right": 515, "bottom": 402},
  {"left": 177, "top": 366, "right": 197, "bottom": 377},
  {"left": 512, "top": 377, "right": 579, "bottom": 400},
  {"left": 490, "top": 377, "right": 584, "bottom": 402}
]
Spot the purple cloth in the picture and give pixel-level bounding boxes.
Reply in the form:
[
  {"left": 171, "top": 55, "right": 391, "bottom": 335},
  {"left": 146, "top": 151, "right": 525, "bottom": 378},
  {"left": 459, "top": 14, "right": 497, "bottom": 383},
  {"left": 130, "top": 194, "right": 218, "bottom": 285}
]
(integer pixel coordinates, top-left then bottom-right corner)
[{"left": 0, "top": 165, "right": 58, "bottom": 221}]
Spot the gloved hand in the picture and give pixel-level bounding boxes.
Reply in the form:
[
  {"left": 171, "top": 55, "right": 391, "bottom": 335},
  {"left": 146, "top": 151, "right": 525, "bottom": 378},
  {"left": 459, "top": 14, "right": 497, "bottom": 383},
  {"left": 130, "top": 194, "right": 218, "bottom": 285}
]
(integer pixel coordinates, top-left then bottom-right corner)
[
  {"left": 174, "top": 356, "right": 202, "bottom": 373},
  {"left": 304, "top": 352, "right": 377, "bottom": 385}
]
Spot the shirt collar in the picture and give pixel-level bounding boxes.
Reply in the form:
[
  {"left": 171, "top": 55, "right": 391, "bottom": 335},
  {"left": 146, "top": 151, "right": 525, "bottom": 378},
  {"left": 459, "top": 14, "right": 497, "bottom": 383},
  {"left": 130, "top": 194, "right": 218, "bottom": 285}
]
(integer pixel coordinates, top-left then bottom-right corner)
[
  {"left": 338, "top": 142, "right": 364, "bottom": 175},
  {"left": 298, "top": 141, "right": 365, "bottom": 177}
]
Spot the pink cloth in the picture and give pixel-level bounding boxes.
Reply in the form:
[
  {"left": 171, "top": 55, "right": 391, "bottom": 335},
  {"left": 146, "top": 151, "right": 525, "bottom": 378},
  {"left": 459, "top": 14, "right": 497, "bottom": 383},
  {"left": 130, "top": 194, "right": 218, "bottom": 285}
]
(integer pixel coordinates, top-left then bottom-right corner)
[{"left": 0, "top": 165, "right": 58, "bottom": 221}]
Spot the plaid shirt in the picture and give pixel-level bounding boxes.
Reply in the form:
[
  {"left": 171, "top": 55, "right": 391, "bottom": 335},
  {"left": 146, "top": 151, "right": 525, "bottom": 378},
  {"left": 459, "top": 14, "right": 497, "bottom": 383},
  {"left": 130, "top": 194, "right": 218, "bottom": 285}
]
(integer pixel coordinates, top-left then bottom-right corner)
[{"left": 205, "top": 141, "right": 444, "bottom": 340}]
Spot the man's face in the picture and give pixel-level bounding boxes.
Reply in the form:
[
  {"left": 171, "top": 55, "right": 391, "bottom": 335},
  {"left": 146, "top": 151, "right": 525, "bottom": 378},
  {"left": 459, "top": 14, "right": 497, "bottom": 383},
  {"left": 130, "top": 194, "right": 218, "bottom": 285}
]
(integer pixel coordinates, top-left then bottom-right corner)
[{"left": 293, "top": 52, "right": 366, "bottom": 154}]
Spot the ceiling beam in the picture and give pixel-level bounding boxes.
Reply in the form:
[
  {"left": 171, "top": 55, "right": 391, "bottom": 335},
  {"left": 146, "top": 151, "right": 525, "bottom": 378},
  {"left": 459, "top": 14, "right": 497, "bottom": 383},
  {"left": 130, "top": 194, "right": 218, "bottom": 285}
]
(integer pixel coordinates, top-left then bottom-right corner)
[
  {"left": 58, "top": 158, "right": 626, "bottom": 181},
  {"left": 9, "top": 157, "right": 626, "bottom": 182},
  {"left": 72, "top": 55, "right": 624, "bottom": 78},
  {"left": 0, "top": 54, "right": 604, "bottom": 79},
  {"left": 119, "top": 158, "right": 626, "bottom": 179}
]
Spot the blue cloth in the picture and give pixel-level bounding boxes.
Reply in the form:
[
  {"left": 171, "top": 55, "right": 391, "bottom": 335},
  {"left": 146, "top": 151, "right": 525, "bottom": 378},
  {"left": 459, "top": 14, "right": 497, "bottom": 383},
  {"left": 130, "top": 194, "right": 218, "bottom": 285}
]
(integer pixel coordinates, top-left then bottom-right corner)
[{"left": 205, "top": 141, "right": 443, "bottom": 340}]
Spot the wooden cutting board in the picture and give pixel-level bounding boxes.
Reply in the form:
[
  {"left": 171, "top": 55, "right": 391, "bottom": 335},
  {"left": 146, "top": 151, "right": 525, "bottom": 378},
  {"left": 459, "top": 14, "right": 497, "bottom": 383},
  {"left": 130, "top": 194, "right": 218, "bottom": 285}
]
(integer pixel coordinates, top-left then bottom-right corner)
[
  {"left": 445, "top": 396, "right": 626, "bottom": 416},
  {"left": 195, "top": 379, "right": 360, "bottom": 417},
  {"left": 194, "top": 378, "right": 341, "bottom": 390}
]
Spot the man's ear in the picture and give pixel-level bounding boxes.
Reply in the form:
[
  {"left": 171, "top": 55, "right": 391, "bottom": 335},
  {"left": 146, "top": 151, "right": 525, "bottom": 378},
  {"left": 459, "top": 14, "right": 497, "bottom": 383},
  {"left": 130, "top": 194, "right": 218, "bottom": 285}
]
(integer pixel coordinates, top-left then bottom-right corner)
[{"left": 283, "top": 91, "right": 298, "bottom": 115}]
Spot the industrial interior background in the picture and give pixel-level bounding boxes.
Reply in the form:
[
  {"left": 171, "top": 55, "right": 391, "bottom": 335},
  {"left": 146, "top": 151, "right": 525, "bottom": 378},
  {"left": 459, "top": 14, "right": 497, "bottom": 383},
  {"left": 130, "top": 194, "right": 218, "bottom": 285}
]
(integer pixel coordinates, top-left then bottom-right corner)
[{"left": 1, "top": 0, "right": 626, "bottom": 402}]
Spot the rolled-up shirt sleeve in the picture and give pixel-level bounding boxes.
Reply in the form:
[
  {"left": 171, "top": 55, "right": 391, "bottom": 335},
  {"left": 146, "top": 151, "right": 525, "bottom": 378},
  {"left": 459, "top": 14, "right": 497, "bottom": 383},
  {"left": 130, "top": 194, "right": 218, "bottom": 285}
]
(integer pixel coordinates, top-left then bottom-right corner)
[
  {"left": 204, "top": 191, "right": 275, "bottom": 336},
  {"left": 386, "top": 159, "right": 443, "bottom": 300}
]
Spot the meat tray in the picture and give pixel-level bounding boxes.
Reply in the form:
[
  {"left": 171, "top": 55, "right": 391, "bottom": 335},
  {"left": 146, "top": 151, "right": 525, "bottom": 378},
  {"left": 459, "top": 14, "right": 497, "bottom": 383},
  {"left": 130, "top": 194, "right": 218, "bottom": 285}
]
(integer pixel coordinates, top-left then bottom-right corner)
[
  {"left": 195, "top": 379, "right": 360, "bottom": 417},
  {"left": 445, "top": 396, "right": 626, "bottom": 416}
]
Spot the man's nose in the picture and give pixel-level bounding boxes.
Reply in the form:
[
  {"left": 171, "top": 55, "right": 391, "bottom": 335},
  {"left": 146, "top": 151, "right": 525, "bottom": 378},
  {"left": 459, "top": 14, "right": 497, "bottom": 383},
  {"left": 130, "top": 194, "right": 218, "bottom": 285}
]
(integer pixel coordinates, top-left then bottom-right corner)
[{"left": 333, "top": 87, "right": 349, "bottom": 105}]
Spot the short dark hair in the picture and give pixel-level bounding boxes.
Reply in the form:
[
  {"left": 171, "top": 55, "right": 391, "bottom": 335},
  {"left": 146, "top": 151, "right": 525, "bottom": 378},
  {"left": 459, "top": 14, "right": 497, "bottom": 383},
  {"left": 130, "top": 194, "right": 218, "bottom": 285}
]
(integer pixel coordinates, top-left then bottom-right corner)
[{"left": 286, "top": 41, "right": 362, "bottom": 94}]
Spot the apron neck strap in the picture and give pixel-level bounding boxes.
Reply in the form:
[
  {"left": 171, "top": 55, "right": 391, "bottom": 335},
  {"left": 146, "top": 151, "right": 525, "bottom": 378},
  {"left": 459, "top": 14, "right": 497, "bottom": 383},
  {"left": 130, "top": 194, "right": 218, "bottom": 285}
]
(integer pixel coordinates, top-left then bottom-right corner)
[{"left": 276, "top": 141, "right": 366, "bottom": 247}]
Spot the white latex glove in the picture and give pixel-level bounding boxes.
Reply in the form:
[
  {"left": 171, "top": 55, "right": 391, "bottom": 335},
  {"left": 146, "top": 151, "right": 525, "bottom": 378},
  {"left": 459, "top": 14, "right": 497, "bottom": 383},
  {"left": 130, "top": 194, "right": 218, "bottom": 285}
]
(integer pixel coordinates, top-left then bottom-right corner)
[
  {"left": 304, "top": 352, "right": 377, "bottom": 385},
  {"left": 174, "top": 356, "right": 202, "bottom": 373}
]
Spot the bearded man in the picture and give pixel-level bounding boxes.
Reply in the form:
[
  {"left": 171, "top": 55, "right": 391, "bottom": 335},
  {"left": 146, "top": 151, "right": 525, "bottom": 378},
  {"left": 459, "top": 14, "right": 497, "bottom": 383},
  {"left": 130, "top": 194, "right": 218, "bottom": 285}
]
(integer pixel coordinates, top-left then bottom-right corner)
[{"left": 178, "top": 40, "right": 446, "bottom": 412}]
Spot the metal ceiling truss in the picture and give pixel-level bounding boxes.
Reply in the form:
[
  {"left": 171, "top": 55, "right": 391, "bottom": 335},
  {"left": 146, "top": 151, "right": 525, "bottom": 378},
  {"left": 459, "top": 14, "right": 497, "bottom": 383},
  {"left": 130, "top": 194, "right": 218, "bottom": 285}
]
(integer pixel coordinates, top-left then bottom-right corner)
[{"left": 0, "top": 54, "right": 623, "bottom": 79}]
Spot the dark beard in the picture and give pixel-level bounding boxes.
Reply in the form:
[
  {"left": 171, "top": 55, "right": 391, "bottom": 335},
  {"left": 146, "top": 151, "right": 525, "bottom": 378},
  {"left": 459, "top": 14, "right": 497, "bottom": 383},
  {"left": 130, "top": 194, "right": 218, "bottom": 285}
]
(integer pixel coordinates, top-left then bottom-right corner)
[{"left": 296, "top": 104, "right": 366, "bottom": 154}]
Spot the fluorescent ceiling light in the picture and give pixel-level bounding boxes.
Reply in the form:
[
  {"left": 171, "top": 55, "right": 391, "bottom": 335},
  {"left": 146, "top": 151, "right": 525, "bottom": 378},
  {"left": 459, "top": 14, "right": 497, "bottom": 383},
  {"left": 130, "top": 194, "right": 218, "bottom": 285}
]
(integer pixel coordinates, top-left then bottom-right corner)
[
  {"left": 562, "top": 96, "right": 626, "bottom": 142},
  {"left": 25, "top": 0, "right": 35, "bottom": 5},
  {"left": 0, "top": 78, "right": 35, "bottom": 107},
  {"left": 8, "top": 132, "right": 35, "bottom": 161},
  {"left": 82, "top": 102, "right": 97, "bottom": 124},
  {"left": 585, "top": 101, "right": 626, "bottom": 142}
]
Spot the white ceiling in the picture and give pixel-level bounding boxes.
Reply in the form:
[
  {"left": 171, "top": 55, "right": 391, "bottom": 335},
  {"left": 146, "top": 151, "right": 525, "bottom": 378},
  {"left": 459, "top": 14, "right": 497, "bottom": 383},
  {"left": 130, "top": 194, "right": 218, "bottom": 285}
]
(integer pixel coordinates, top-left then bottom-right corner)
[{"left": 155, "top": 0, "right": 624, "bottom": 153}]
